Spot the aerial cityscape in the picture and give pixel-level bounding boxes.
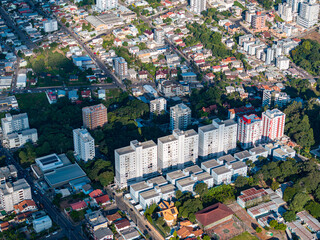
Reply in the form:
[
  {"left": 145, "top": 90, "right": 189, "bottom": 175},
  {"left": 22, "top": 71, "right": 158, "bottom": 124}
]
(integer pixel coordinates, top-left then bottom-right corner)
[{"left": 0, "top": 0, "right": 319, "bottom": 239}]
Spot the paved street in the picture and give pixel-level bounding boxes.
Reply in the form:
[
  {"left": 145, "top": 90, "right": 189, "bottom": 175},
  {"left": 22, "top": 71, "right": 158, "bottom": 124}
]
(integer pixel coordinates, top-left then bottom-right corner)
[
  {"left": 0, "top": 147, "right": 85, "bottom": 240},
  {"left": 106, "top": 188, "right": 164, "bottom": 240}
]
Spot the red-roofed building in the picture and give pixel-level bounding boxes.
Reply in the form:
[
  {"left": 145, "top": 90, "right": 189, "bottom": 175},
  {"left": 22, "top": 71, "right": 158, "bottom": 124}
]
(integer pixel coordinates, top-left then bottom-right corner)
[
  {"left": 0, "top": 222, "right": 10, "bottom": 232},
  {"left": 70, "top": 201, "right": 87, "bottom": 211},
  {"left": 114, "top": 218, "right": 130, "bottom": 231},
  {"left": 195, "top": 203, "right": 234, "bottom": 230},
  {"left": 202, "top": 105, "right": 217, "bottom": 114},
  {"left": 14, "top": 200, "right": 37, "bottom": 214},
  {"left": 81, "top": 90, "right": 91, "bottom": 99},
  {"left": 237, "top": 187, "right": 269, "bottom": 208},
  {"left": 89, "top": 189, "right": 103, "bottom": 199},
  {"left": 221, "top": 57, "right": 236, "bottom": 64},
  {"left": 94, "top": 194, "right": 110, "bottom": 207}
]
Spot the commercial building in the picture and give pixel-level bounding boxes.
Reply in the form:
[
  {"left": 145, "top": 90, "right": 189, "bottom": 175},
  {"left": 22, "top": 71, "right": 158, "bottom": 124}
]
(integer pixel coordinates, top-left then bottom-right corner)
[
  {"left": 297, "top": 0, "right": 319, "bottom": 28},
  {"left": 33, "top": 215, "right": 52, "bottom": 233},
  {"left": 237, "top": 114, "right": 262, "bottom": 149},
  {"left": 85, "top": 210, "right": 109, "bottom": 233},
  {"left": 73, "top": 128, "right": 95, "bottom": 162},
  {"left": 237, "top": 187, "right": 270, "bottom": 208},
  {"left": 96, "top": 0, "right": 118, "bottom": 11},
  {"left": 196, "top": 203, "right": 234, "bottom": 230},
  {"left": 158, "top": 129, "right": 198, "bottom": 172},
  {"left": 0, "top": 179, "right": 32, "bottom": 212},
  {"left": 198, "top": 118, "right": 237, "bottom": 159},
  {"left": 1, "top": 113, "right": 29, "bottom": 137},
  {"left": 115, "top": 140, "right": 158, "bottom": 189},
  {"left": 262, "top": 109, "right": 285, "bottom": 142},
  {"left": 170, "top": 103, "right": 191, "bottom": 131},
  {"left": 150, "top": 98, "right": 167, "bottom": 114},
  {"left": 190, "top": 0, "right": 206, "bottom": 14},
  {"left": 113, "top": 57, "right": 128, "bottom": 80},
  {"left": 43, "top": 19, "right": 58, "bottom": 33},
  {"left": 82, "top": 104, "right": 108, "bottom": 130}
]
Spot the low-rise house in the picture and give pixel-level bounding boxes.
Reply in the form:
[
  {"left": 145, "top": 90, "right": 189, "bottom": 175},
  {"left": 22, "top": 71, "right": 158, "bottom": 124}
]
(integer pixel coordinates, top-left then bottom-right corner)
[
  {"left": 237, "top": 187, "right": 270, "bottom": 208},
  {"left": 120, "top": 227, "right": 140, "bottom": 240},
  {"left": 93, "top": 227, "right": 113, "bottom": 240},
  {"left": 86, "top": 210, "right": 109, "bottom": 233},
  {"left": 14, "top": 199, "right": 37, "bottom": 214},
  {"left": 248, "top": 146, "right": 268, "bottom": 162},
  {"left": 106, "top": 212, "right": 122, "bottom": 224},
  {"left": 70, "top": 200, "right": 87, "bottom": 211},
  {"left": 176, "top": 177, "right": 196, "bottom": 193},
  {"left": 33, "top": 215, "right": 52, "bottom": 233},
  {"left": 157, "top": 201, "right": 178, "bottom": 226},
  {"left": 94, "top": 194, "right": 110, "bottom": 207},
  {"left": 114, "top": 218, "right": 131, "bottom": 232},
  {"left": 211, "top": 166, "right": 232, "bottom": 185}
]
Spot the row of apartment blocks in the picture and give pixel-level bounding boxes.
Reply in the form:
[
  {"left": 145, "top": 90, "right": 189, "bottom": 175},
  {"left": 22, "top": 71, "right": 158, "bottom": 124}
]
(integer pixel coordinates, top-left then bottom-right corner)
[
  {"left": 1, "top": 113, "right": 38, "bottom": 149},
  {"left": 115, "top": 109, "right": 286, "bottom": 188},
  {"left": 128, "top": 160, "right": 246, "bottom": 210}
]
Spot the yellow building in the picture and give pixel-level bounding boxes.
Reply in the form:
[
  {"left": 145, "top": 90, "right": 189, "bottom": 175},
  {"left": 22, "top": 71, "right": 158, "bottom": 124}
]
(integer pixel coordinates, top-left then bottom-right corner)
[{"left": 158, "top": 201, "right": 178, "bottom": 226}]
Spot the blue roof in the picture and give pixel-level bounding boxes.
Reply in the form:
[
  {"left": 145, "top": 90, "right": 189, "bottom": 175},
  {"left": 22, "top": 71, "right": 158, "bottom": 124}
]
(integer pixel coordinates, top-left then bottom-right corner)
[
  {"left": 73, "top": 56, "right": 92, "bottom": 62},
  {"left": 68, "top": 90, "right": 78, "bottom": 99},
  {"left": 181, "top": 72, "right": 197, "bottom": 77}
]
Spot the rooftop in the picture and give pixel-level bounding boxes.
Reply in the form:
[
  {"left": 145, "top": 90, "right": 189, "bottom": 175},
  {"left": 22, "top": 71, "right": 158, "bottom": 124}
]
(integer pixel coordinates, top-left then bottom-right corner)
[
  {"left": 176, "top": 177, "right": 196, "bottom": 187},
  {"left": 250, "top": 146, "right": 267, "bottom": 155},
  {"left": 139, "top": 189, "right": 160, "bottom": 200},
  {"left": 234, "top": 150, "right": 252, "bottom": 160},
  {"left": 156, "top": 184, "right": 176, "bottom": 194},
  {"left": 231, "top": 161, "right": 247, "bottom": 170},
  {"left": 166, "top": 170, "right": 186, "bottom": 180},
  {"left": 130, "top": 181, "right": 151, "bottom": 192},
  {"left": 201, "top": 159, "right": 220, "bottom": 170},
  {"left": 147, "top": 176, "right": 167, "bottom": 186},
  {"left": 195, "top": 203, "right": 233, "bottom": 227},
  {"left": 211, "top": 166, "right": 231, "bottom": 175},
  {"left": 218, "top": 154, "right": 236, "bottom": 163},
  {"left": 183, "top": 165, "right": 203, "bottom": 175}
]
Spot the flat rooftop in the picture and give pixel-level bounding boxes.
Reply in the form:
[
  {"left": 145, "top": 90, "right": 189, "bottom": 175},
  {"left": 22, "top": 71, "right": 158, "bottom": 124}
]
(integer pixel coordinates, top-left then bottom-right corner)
[
  {"left": 211, "top": 165, "right": 231, "bottom": 175},
  {"left": 250, "top": 146, "right": 267, "bottom": 155},
  {"left": 231, "top": 161, "right": 247, "bottom": 170},
  {"left": 130, "top": 181, "right": 151, "bottom": 192},
  {"left": 201, "top": 159, "right": 220, "bottom": 170},
  {"left": 140, "top": 189, "right": 160, "bottom": 200},
  {"left": 176, "top": 177, "right": 196, "bottom": 187},
  {"left": 44, "top": 164, "right": 87, "bottom": 188},
  {"left": 183, "top": 165, "right": 203, "bottom": 175},
  {"left": 198, "top": 124, "right": 217, "bottom": 133},
  {"left": 194, "top": 172, "right": 213, "bottom": 182},
  {"left": 147, "top": 176, "right": 167, "bottom": 186},
  {"left": 115, "top": 146, "right": 135, "bottom": 155},
  {"left": 37, "top": 153, "right": 61, "bottom": 166},
  {"left": 156, "top": 184, "right": 176, "bottom": 194},
  {"left": 218, "top": 154, "right": 236, "bottom": 163},
  {"left": 166, "top": 170, "right": 185, "bottom": 180},
  {"left": 158, "top": 134, "right": 177, "bottom": 144},
  {"left": 234, "top": 150, "right": 252, "bottom": 159}
]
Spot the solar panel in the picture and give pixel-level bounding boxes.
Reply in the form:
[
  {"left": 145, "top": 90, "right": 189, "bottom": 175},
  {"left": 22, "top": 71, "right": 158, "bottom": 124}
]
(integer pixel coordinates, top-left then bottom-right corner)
[{"left": 40, "top": 155, "right": 59, "bottom": 165}]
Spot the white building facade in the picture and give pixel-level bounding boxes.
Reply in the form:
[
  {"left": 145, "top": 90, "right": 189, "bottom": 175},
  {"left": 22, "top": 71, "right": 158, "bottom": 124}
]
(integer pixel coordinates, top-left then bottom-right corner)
[
  {"left": 43, "top": 19, "right": 58, "bottom": 33},
  {"left": 150, "top": 98, "right": 167, "bottom": 114},
  {"left": 73, "top": 128, "right": 95, "bottom": 162},
  {"left": 297, "top": 0, "right": 319, "bottom": 28},
  {"left": 237, "top": 114, "right": 262, "bottom": 149},
  {"left": 198, "top": 118, "right": 237, "bottom": 159},
  {"left": 115, "top": 140, "right": 157, "bottom": 189},
  {"left": 190, "top": 0, "right": 206, "bottom": 14},
  {"left": 96, "top": 0, "right": 118, "bottom": 11},
  {"left": 262, "top": 109, "right": 286, "bottom": 142},
  {"left": 170, "top": 103, "right": 191, "bottom": 131}
]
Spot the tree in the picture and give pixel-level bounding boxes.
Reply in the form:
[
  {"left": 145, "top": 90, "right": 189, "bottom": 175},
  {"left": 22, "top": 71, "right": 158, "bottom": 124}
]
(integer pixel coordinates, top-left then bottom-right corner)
[
  {"left": 305, "top": 201, "right": 320, "bottom": 218},
  {"left": 98, "top": 171, "right": 114, "bottom": 186},
  {"left": 255, "top": 227, "right": 262, "bottom": 233},
  {"left": 234, "top": 176, "right": 248, "bottom": 188},
  {"left": 283, "top": 210, "right": 296, "bottom": 222},
  {"left": 269, "top": 220, "right": 278, "bottom": 228},
  {"left": 283, "top": 187, "right": 298, "bottom": 202},
  {"left": 271, "top": 181, "right": 280, "bottom": 191},
  {"left": 194, "top": 182, "right": 208, "bottom": 196},
  {"left": 289, "top": 192, "right": 310, "bottom": 212},
  {"left": 123, "top": 42, "right": 128, "bottom": 47}
]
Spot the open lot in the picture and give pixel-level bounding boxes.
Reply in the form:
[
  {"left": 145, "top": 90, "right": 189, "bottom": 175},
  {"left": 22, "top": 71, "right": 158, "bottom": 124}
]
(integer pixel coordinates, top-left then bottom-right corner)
[
  {"left": 303, "top": 31, "right": 320, "bottom": 43},
  {"left": 230, "top": 231, "right": 258, "bottom": 240}
]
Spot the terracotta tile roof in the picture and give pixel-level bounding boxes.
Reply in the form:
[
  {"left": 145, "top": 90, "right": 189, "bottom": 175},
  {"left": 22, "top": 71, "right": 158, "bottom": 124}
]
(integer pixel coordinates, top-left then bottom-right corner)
[
  {"left": 177, "top": 226, "right": 193, "bottom": 238},
  {"left": 106, "top": 212, "right": 122, "bottom": 222},
  {"left": 70, "top": 200, "right": 87, "bottom": 211},
  {"left": 195, "top": 203, "right": 233, "bottom": 227},
  {"left": 89, "top": 189, "right": 103, "bottom": 198},
  {"left": 114, "top": 218, "right": 130, "bottom": 230},
  {"left": 180, "top": 220, "right": 193, "bottom": 227},
  {"left": 14, "top": 199, "right": 37, "bottom": 213},
  {"left": 95, "top": 194, "right": 110, "bottom": 205}
]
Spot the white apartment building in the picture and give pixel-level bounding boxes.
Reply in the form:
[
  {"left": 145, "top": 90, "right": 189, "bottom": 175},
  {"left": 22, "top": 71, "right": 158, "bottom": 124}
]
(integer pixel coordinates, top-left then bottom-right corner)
[
  {"left": 198, "top": 118, "right": 237, "bottom": 159},
  {"left": 43, "top": 19, "right": 58, "bottom": 33},
  {"left": 1, "top": 113, "right": 29, "bottom": 137},
  {"left": 154, "top": 28, "right": 165, "bottom": 44},
  {"left": 297, "top": 0, "right": 319, "bottom": 28},
  {"left": 190, "top": 0, "right": 206, "bottom": 14},
  {"left": 170, "top": 103, "right": 191, "bottom": 131},
  {"left": 278, "top": 3, "right": 293, "bottom": 22},
  {"left": 262, "top": 109, "right": 286, "bottom": 142},
  {"left": 96, "top": 0, "right": 118, "bottom": 11},
  {"left": 7, "top": 129, "right": 38, "bottom": 149},
  {"left": 276, "top": 56, "right": 290, "bottom": 70},
  {"left": 157, "top": 129, "right": 198, "bottom": 172},
  {"left": 0, "top": 179, "right": 32, "bottom": 212},
  {"left": 274, "top": 92, "right": 291, "bottom": 107},
  {"left": 73, "top": 128, "right": 95, "bottom": 162},
  {"left": 150, "top": 98, "right": 167, "bottom": 114},
  {"left": 262, "top": 90, "right": 272, "bottom": 107},
  {"left": 113, "top": 57, "right": 128, "bottom": 80},
  {"left": 115, "top": 140, "right": 157, "bottom": 189},
  {"left": 237, "top": 114, "right": 262, "bottom": 149}
]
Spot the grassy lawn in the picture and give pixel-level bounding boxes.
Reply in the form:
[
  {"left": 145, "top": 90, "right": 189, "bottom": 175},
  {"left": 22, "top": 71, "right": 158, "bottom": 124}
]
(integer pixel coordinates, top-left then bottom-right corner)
[{"left": 230, "top": 232, "right": 258, "bottom": 240}]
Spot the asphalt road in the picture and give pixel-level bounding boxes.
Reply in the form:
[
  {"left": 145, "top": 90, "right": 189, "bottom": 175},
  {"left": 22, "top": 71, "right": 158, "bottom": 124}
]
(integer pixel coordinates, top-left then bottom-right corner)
[
  {"left": 0, "top": 147, "right": 85, "bottom": 240},
  {"left": 0, "top": 7, "right": 37, "bottom": 49},
  {"left": 105, "top": 188, "right": 164, "bottom": 240}
]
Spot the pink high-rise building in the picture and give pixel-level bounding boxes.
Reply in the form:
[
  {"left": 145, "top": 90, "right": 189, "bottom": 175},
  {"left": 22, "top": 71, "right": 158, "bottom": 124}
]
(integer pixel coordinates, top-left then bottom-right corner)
[
  {"left": 237, "top": 114, "right": 262, "bottom": 149},
  {"left": 262, "top": 109, "right": 285, "bottom": 142}
]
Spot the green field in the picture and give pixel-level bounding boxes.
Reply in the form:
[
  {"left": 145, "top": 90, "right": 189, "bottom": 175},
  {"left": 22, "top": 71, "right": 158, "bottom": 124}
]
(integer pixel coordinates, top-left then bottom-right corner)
[{"left": 230, "top": 232, "right": 259, "bottom": 240}]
